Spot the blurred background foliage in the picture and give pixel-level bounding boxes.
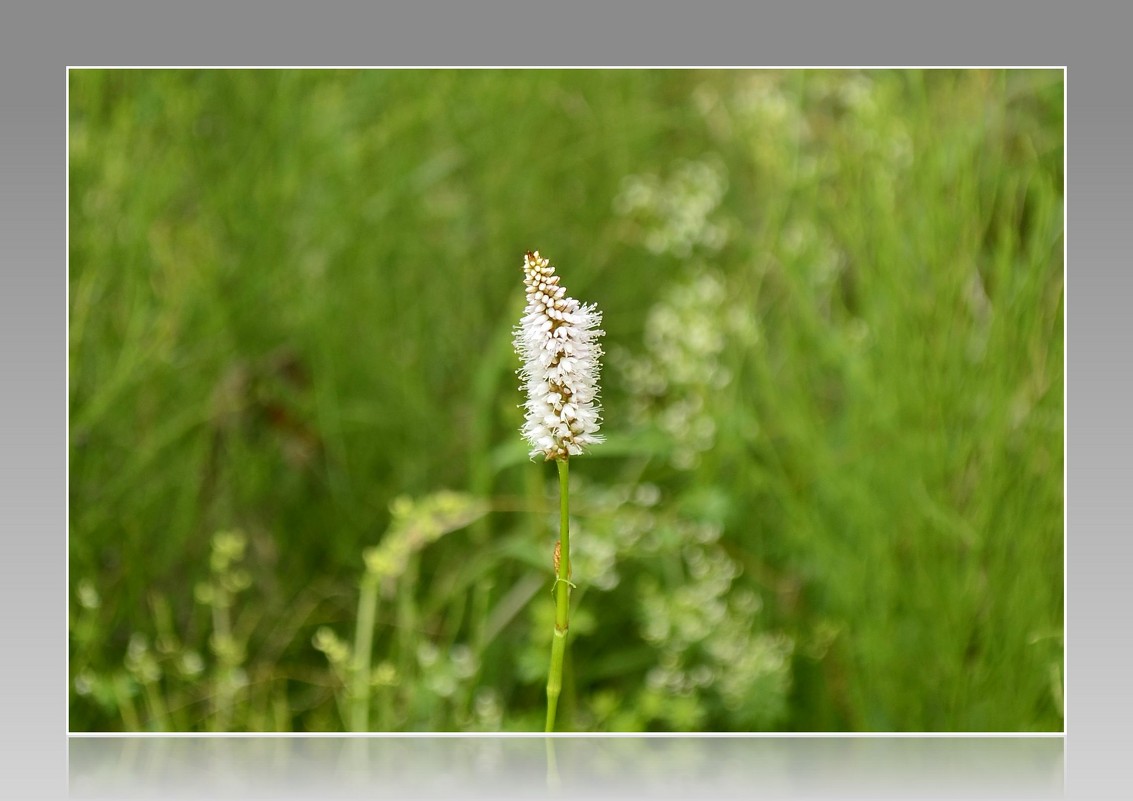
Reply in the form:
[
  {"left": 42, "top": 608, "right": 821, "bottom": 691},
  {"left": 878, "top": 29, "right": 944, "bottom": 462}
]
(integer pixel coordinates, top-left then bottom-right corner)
[{"left": 68, "top": 69, "right": 1064, "bottom": 732}]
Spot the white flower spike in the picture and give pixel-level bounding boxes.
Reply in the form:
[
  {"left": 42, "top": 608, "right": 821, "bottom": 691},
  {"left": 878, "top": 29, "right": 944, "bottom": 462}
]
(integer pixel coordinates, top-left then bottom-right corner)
[{"left": 515, "top": 250, "right": 605, "bottom": 461}]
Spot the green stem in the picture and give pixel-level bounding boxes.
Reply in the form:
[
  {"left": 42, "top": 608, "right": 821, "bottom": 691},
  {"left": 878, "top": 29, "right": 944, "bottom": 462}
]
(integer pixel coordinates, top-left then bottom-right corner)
[
  {"left": 114, "top": 674, "right": 142, "bottom": 731},
  {"left": 397, "top": 555, "right": 419, "bottom": 705},
  {"left": 211, "top": 590, "right": 234, "bottom": 731},
  {"left": 545, "top": 458, "right": 571, "bottom": 733},
  {"left": 351, "top": 574, "right": 380, "bottom": 732},
  {"left": 141, "top": 679, "right": 169, "bottom": 732}
]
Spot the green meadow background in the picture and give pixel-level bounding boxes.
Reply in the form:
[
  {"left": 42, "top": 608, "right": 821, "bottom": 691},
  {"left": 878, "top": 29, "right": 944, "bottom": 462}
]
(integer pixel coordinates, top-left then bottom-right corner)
[{"left": 68, "top": 69, "right": 1064, "bottom": 732}]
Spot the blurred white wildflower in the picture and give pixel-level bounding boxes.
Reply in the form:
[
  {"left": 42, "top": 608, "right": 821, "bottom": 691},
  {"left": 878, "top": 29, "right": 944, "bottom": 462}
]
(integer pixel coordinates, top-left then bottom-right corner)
[
  {"left": 514, "top": 250, "right": 605, "bottom": 461},
  {"left": 731, "top": 75, "right": 811, "bottom": 173},
  {"left": 77, "top": 579, "right": 101, "bottom": 610},
  {"left": 312, "top": 626, "right": 351, "bottom": 666},
  {"left": 178, "top": 650, "right": 205, "bottom": 678},
  {"left": 613, "top": 159, "right": 730, "bottom": 258},
  {"left": 473, "top": 688, "right": 503, "bottom": 730},
  {"left": 734, "top": 76, "right": 795, "bottom": 126},
  {"left": 617, "top": 271, "right": 757, "bottom": 469},
  {"left": 73, "top": 670, "right": 95, "bottom": 697},
  {"left": 570, "top": 520, "right": 620, "bottom": 592},
  {"left": 637, "top": 538, "right": 795, "bottom": 730}
]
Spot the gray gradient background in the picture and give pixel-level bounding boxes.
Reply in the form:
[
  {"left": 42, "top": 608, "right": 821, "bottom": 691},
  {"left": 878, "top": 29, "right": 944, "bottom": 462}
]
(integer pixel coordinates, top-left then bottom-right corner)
[{"left": 2, "top": 0, "right": 1123, "bottom": 798}]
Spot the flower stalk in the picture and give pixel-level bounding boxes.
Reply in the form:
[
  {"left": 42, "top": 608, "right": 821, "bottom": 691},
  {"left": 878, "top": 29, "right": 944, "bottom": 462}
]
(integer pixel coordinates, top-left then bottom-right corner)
[
  {"left": 513, "top": 250, "right": 603, "bottom": 733},
  {"left": 350, "top": 573, "right": 380, "bottom": 732},
  {"left": 545, "top": 458, "right": 571, "bottom": 732}
]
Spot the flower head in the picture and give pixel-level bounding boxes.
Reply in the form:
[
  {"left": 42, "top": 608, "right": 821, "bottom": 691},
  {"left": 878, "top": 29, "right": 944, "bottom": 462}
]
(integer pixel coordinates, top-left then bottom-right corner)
[{"left": 514, "top": 250, "right": 605, "bottom": 461}]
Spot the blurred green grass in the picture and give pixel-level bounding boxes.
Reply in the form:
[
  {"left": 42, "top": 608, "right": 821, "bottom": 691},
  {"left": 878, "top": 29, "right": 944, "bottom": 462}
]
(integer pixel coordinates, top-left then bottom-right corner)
[{"left": 68, "top": 69, "right": 1063, "bottom": 732}]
